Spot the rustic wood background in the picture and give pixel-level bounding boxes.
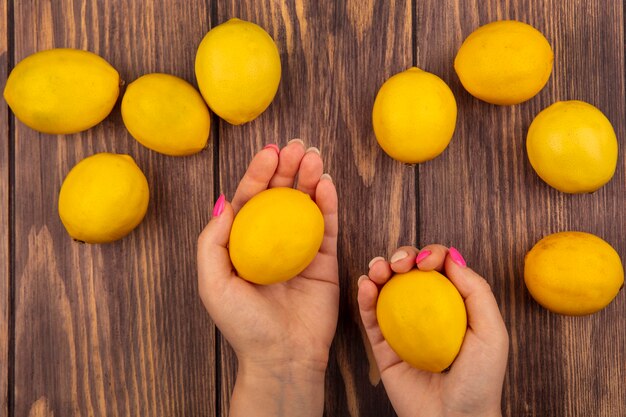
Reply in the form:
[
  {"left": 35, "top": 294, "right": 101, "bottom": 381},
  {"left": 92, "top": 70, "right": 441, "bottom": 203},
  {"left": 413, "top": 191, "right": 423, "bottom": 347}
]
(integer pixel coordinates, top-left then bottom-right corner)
[{"left": 1, "top": 0, "right": 624, "bottom": 416}]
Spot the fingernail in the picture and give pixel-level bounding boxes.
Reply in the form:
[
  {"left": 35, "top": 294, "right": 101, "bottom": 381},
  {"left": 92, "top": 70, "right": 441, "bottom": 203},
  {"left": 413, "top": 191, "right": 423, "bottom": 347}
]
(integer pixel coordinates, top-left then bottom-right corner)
[
  {"left": 357, "top": 275, "right": 369, "bottom": 288},
  {"left": 368, "top": 256, "right": 385, "bottom": 269},
  {"left": 212, "top": 194, "right": 225, "bottom": 217},
  {"left": 449, "top": 247, "right": 466, "bottom": 267},
  {"left": 415, "top": 250, "right": 432, "bottom": 264},
  {"left": 288, "top": 138, "right": 305, "bottom": 146},
  {"left": 390, "top": 250, "right": 408, "bottom": 264},
  {"left": 306, "top": 146, "right": 320, "bottom": 155},
  {"left": 320, "top": 173, "right": 333, "bottom": 183},
  {"left": 263, "top": 144, "right": 280, "bottom": 155}
]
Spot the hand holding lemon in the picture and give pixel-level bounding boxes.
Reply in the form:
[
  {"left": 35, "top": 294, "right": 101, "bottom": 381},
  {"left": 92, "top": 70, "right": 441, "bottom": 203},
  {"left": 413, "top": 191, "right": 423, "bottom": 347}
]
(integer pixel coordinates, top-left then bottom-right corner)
[
  {"left": 358, "top": 245, "right": 509, "bottom": 417},
  {"left": 197, "top": 140, "right": 338, "bottom": 416}
]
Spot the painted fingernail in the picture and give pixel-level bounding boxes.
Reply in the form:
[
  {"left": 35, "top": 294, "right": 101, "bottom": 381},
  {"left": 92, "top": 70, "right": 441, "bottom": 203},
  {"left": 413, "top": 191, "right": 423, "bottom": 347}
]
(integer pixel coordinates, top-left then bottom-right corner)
[
  {"left": 288, "top": 138, "right": 305, "bottom": 146},
  {"left": 212, "top": 194, "right": 225, "bottom": 217},
  {"left": 306, "top": 146, "right": 320, "bottom": 155},
  {"left": 368, "top": 256, "right": 385, "bottom": 269},
  {"left": 320, "top": 173, "right": 333, "bottom": 182},
  {"left": 415, "top": 250, "right": 432, "bottom": 264},
  {"left": 390, "top": 250, "right": 408, "bottom": 264},
  {"left": 357, "top": 275, "right": 369, "bottom": 288},
  {"left": 263, "top": 144, "right": 280, "bottom": 155},
  {"left": 449, "top": 247, "right": 466, "bottom": 267}
]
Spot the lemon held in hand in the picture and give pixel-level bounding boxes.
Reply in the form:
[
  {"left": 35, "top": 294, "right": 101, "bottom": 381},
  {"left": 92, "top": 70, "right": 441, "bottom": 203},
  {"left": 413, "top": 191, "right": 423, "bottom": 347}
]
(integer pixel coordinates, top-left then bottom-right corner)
[
  {"left": 524, "top": 231, "right": 623, "bottom": 316},
  {"left": 228, "top": 187, "right": 324, "bottom": 285},
  {"left": 372, "top": 67, "right": 457, "bottom": 164},
  {"left": 121, "top": 73, "right": 211, "bottom": 156},
  {"left": 376, "top": 270, "right": 467, "bottom": 372},
  {"left": 4, "top": 48, "right": 120, "bottom": 134},
  {"left": 58, "top": 153, "right": 149, "bottom": 243},
  {"left": 195, "top": 18, "right": 281, "bottom": 125},
  {"left": 454, "top": 20, "right": 553, "bottom": 105},
  {"left": 526, "top": 100, "right": 618, "bottom": 193}
]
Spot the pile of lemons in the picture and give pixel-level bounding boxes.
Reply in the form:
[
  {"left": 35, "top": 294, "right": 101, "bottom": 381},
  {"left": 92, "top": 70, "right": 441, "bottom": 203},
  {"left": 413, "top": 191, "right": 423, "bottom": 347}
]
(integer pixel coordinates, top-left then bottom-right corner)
[{"left": 371, "top": 20, "right": 622, "bottom": 373}]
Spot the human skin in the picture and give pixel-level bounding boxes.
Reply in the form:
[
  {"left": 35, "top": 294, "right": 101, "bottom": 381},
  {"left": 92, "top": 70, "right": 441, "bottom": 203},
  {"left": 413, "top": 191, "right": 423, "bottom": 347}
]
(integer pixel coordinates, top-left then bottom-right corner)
[
  {"left": 358, "top": 245, "right": 509, "bottom": 417},
  {"left": 197, "top": 139, "right": 339, "bottom": 417}
]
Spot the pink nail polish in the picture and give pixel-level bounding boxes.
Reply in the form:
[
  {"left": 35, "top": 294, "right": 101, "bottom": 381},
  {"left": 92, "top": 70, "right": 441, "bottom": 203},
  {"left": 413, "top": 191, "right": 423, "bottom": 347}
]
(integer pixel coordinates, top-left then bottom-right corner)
[
  {"left": 449, "top": 247, "right": 467, "bottom": 267},
  {"left": 212, "top": 194, "right": 225, "bottom": 217},
  {"left": 415, "top": 250, "right": 432, "bottom": 264},
  {"left": 263, "top": 144, "right": 280, "bottom": 155}
]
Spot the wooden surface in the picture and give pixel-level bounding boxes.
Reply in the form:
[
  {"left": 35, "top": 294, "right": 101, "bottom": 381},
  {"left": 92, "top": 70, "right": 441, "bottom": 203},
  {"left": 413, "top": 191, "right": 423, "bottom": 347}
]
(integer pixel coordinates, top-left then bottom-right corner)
[
  {"left": 7, "top": 1, "right": 216, "bottom": 416},
  {"left": 1, "top": 1, "right": 624, "bottom": 416},
  {"left": 1, "top": 0, "right": 9, "bottom": 415}
]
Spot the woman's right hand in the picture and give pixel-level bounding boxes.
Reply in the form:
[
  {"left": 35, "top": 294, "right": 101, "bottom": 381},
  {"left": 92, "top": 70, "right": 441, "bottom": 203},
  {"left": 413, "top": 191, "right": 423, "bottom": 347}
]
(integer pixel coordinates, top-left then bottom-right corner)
[{"left": 357, "top": 245, "right": 509, "bottom": 417}]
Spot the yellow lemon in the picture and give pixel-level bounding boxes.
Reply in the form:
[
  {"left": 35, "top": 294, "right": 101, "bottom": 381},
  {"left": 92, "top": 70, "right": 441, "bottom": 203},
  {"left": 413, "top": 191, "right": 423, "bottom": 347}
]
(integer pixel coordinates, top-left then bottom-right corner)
[
  {"left": 4, "top": 48, "right": 120, "bottom": 134},
  {"left": 454, "top": 20, "right": 553, "bottom": 105},
  {"left": 195, "top": 18, "right": 281, "bottom": 125},
  {"left": 376, "top": 270, "right": 467, "bottom": 372},
  {"left": 121, "top": 73, "right": 211, "bottom": 156},
  {"left": 372, "top": 67, "right": 457, "bottom": 163},
  {"left": 524, "top": 231, "right": 623, "bottom": 315},
  {"left": 229, "top": 187, "right": 324, "bottom": 285},
  {"left": 58, "top": 153, "right": 149, "bottom": 243},
  {"left": 526, "top": 100, "right": 618, "bottom": 193}
]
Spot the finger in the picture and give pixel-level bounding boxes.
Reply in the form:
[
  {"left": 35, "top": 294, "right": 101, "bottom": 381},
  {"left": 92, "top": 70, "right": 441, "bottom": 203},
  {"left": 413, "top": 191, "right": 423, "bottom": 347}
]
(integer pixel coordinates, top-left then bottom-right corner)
[
  {"left": 231, "top": 146, "right": 279, "bottom": 212},
  {"left": 197, "top": 198, "right": 236, "bottom": 300},
  {"left": 315, "top": 174, "right": 338, "bottom": 257},
  {"left": 367, "top": 256, "right": 393, "bottom": 286},
  {"left": 298, "top": 176, "right": 338, "bottom": 284},
  {"left": 357, "top": 277, "right": 403, "bottom": 371},
  {"left": 444, "top": 249, "right": 508, "bottom": 339},
  {"left": 389, "top": 246, "right": 418, "bottom": 273},
  {"left": 415, "top": 244, "right": 449, "bottom": 272},
  {"left": 357, "top": 277, "right": 385, "bottom": 346},
  {"left": 296, "top": 148, "right": 324, "bottom": 198},
  {"left": 446, "top": 250, "right": 509, "bottom": 387},
  {"left": 268, "top": 138, "right": 306, "bottom": 188}
]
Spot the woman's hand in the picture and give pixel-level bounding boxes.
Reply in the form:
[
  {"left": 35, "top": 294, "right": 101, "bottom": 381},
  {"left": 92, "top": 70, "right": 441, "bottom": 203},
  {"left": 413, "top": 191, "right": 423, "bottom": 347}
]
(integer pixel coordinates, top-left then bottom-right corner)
[
  {"left": 358, "top": 245, "right": 509, "bottom": 417},
  {"left": 197, "top": 139, "right": 338, "bottom": 417}
]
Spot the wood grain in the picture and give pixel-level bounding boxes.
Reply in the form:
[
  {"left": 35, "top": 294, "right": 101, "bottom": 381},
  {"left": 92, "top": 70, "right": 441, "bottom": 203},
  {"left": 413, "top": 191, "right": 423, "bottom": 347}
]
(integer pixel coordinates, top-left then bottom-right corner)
[
  {"left": 215, "top": 1, "right": 414, "bottom": 415},
  {"left": 11, "top": 1, "right": 216, "bottom": 416},
  {"left": 0, "top": 0, "right": 9, "bottom": 415},
  {"left": 4, "top": 1, "right": 625, "bottom": 416},
  {"left": 416, "top": 1, "right": 625, "bottom": 416}
]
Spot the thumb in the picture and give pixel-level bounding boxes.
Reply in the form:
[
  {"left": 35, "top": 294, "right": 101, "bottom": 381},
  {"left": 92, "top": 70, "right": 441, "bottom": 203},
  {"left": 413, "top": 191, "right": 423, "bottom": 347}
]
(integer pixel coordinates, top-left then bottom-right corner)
[
  {"left": 197, "top": 194, "right": 235, "bottom": 298},
  {"left": 444, "top": 248, "right": 508, "bottom": 341}
]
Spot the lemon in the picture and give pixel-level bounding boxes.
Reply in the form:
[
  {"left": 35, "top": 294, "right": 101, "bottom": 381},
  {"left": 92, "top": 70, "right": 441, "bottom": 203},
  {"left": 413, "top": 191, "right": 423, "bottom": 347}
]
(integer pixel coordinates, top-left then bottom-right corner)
[
  {"left": 454, "top": 20, "right": 553, "bottom": 105},
  {"left": 121, "top": 73, "right": 211, "bottom": 156},
  {"left": 376, "top": 270, "right": 467, "bottom": 372},
  {"left": 526, "top": 100, "right": 618, "bottom": 193},
  {"left": 372, "top": 67, "right": 457, "bottom": 163},
  {"left": 524, "top": 231, "right": 623, "bottom": 315},
  {"left": 58, "top": 153, "right": 150, "bottom": 243},
  {"left": 229, "top": 187, "right": 324, "bottom": 285},
  {"left": 195, "top": 18, "right": 281, "bottom": 125},
  {"left": 4, "top": 48, "right": 120, "bottom": 134}
]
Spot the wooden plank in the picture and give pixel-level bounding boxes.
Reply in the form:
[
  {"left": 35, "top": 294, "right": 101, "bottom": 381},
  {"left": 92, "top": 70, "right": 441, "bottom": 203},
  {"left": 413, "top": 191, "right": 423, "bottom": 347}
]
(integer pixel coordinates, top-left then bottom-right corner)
[
  {"left": 0, "top": 0, "right": 9, "bottom": 415},
  {"left": 417, "top": 1, "right": 625, "bottom": 417},
  {"left": 12, "top": 1, "right": 216, "bottom": 416},
  {"left": 216, "top": 1, "right": 414, "bottom": 415}
]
